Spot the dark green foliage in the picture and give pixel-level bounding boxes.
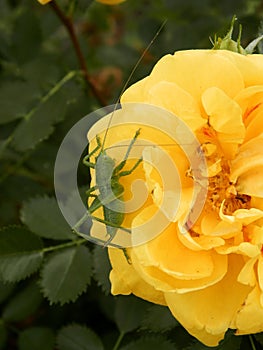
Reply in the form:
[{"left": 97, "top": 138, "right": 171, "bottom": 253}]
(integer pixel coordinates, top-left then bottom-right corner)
[
  {"left": 57, "top": 324, "right": 104, "bottom": 350},
  {"left": 0, "top": 226, "right": 43, "bottom": 282},
  {"left": 0, "top": 281, "right": 14, "bottom": 303},
  {"left": 40, "top": 246, "right": 92, "bottom": 304},
  {"left": 0, "top": 323, "right": 7, "bottom": 350},
  {"left": 119, "top": 335, "right": 177, "bottom": 350},
  {"left": 184, "top": 330, "right": 243, "bottom": 350},
  {"left": 114, "top": 296, "right": 150, "bottom": 333},
  {"left": 0, "top": 81, "right": 39, "bottom": 125},
  {"left": 0, "top": 0, "right": 262, "bottom": 349},
  {"left": 2, "top": 280, "right": 43, "bottom": 321},
  {"left": 18, "top": 327, "right": 55, "bottom": 350},
  {"left": 92, "top": 245, "right": 111, "bottom": 295},
  {"left": 21, "top": 196, "right": 74, "bottom": 240},
  {"left": 141, "top": 304, "right": 180, "bottom": 332}
]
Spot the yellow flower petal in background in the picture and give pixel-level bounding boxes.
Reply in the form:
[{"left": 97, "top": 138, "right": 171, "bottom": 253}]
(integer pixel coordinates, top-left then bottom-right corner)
[
  {"left": 37, "top": 0, "right": 127, "bottom": 5},
  {"left": 165, "top": 255, "right": 251, "bottom": 346},
  {"left": 37, "top": 0, "right": 52, "bottom": 4},
  {"left": 96, "top": 0, "right": 126, "bottom": 4}
]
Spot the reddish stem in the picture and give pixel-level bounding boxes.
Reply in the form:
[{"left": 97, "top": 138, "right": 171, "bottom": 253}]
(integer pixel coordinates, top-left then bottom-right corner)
[{"left": 50, "top": 1, "right": 106, "bottom": 106}]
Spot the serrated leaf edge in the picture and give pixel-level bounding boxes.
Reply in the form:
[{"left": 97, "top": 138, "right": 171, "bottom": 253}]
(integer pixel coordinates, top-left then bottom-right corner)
[
  {"left": 0, "top": 225, "right": 44, "bottom": 282},
  {"left": 39, "top": 246, "right": 91, "bottom": 305}
]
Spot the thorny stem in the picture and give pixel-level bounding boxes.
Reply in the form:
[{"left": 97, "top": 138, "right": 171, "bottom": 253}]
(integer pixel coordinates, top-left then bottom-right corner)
[
  {"left": 50, "top": 1, "right": 106, "bottom": 106},
  {"left": 112, "top": 331, "right": 125, "bottom": 350}
]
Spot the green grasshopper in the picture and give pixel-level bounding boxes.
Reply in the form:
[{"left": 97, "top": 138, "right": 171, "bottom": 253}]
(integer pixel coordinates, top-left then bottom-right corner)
[
  {"left": 73, "top": 22, "right": 166, "bottom": 249},
  {"left": 81, "top": 128, "right": 142, "bottom": 246}
]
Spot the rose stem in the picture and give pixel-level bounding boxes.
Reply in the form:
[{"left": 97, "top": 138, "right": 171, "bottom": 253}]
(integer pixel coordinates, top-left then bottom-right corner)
[{"left": 50, "top": 0, "right": 106, "bottom": 106}]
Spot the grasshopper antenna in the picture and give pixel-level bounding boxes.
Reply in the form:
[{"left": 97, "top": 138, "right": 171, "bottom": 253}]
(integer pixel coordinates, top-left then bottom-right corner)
[{"left": 101, "top": 19, "right": 167, "bottom": 150}]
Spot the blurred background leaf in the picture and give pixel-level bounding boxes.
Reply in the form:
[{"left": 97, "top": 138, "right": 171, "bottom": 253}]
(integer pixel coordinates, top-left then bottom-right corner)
[
  {"left": 18, "top": 327, "right": 55, "bottom": 350},
  {"left": 57, "top": 324, "right": 104, "bottom": 350}
]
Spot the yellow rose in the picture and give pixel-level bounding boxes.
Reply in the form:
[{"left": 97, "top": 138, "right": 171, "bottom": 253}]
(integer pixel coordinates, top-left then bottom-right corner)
[
  {"left": 37, "top": 0, "right": 126, "bottom": 4},
  {"left": 37, "top": 0, "right": 52, "bottom": 4},
  {"left": 96, "top": 0, "right": 126, "bottom": 4},
  {"left": 86, "top": 49, "right": 263, "bottom": 347}
]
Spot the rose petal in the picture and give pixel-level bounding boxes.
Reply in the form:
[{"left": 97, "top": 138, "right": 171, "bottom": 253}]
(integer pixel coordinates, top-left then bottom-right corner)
[
  {"left": 165, "top": 254, "right": 251, "bottom": 346},
  {"left": 217, "top": 51, "right": 263, "bottom": 87},
  {"left": 202, "top": 87, "right": 244, "bottom": 135},
  {"left": 247, "top": 224, "right": 263, "bottom": 245},
  {"left": 147, "top": 51, "right": 244, "bottom": 104},
  {"left": 219, "top": 204, "right": 263, "bottom": 225},
  {"left": 236, "top": 166, "right": 263, "bottom": 198},
  {"left": 235, "top": 285, "right": 263, "bottom": 335},
  {"left": 216, "top": 241, "right": 260, "bottom": 258},
  {"left": 230, "top": 134, "right": 263, "bottom": 183},
  {"left": 108, "top": 248, "right": 166, "bottom": 305},
  {"left": 201, "top": 212, "right": 242, "bottom": 238},
  {"left": 131, "top": 205, "right": 227, "bottom": 292},
  {"left": 121, "top": 77, "right": 149, "bottom": 103},
  {"left": 202, "top": 87, "right": 245, "bottom": 158},
  {"left": 257, "top": 255, "right": 263, "bottom": 292},
  {"left": 147, "top": 81, "right": 205, "bottom": 130},
  {"left": 237, "top": 257, "right": 258, "bottom": 286},
  {"left": 177, "top": 228, "right": 225, "bottom": 251}
]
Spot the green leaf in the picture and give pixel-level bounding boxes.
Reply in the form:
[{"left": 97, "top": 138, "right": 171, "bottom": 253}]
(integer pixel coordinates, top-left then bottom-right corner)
[
  {"left": 11, "top": 11, "right": 42, "bottom": 63},
  {"left": 21, "top": 196, "right": 74, "bottom": 240},
  {"left": 21, "top": 57, "right": 60, "bottom": 87},
  {"left": 0, "top": 226, "right": 43, "bottom": 283},
  {"left": 92, "top": 246, "right": 111, "bottom": 295},
  {"left": 0, "top": 281, "right": 14, "bottom": 303},
  {"left": 120, "top": 335, "right": 176, "bottom": 350},
  {"left": 0, "top": 323, "right": 7, "bottom": 350},
  {"left": 40, "top": 245, "right": 92, "bottom": 304},
  {"left": 254, "top": 333, "right": 263, "bottom": 346},
  {"left": 114, "top": 296, "right": 150, "bottom": 333},
  {"left": 141, "top": 305, "right": 180, "bottom": 332},
  {"left": 185, "top": 330, "right": 242, "bottom": 350},
  {"left": 2, "top": 280, "right": 43, "bottom": 321},
  {"left": 11, "top": 72, "right": 77, "bottom": 151},
  {"left": 18, "top": 327, "right": 55, "bottom": 350},
  {"left": 0, "top": 81, "right": 38, "bottom": 125},
  {"left": 57, "top": 324, "right": 104, "bottom": 350}
]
